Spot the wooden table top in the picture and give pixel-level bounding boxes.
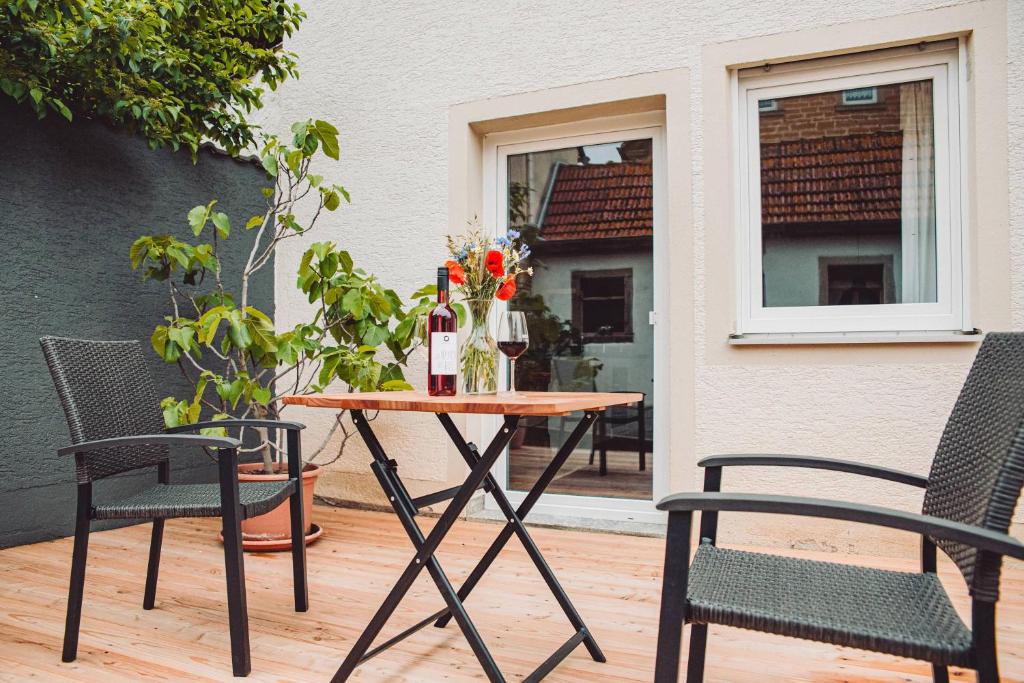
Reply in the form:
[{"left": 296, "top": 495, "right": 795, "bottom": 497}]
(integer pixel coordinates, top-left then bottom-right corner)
[{"left": 282, "top": 391, "right": 644, "bottom": 417}]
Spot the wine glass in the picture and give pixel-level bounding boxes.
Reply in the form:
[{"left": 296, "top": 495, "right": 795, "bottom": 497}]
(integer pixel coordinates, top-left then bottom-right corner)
[{"left": 497, "top": 311, "right": 529, "bottom": 396}]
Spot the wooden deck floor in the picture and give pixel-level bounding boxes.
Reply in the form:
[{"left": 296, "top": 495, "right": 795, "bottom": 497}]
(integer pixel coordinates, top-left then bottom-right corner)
[
  {"left": 0, "top": 505, "right": 1021, "bottom": 682},
  {"left": 509, "top": 445, "right": 652, "bottom": 500}
]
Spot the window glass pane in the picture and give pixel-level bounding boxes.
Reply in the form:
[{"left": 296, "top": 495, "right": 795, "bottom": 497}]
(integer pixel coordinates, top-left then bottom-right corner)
[
  {"left": 505, "top": 138, "right": 653, "bottom": 501},
  {"left": 580, "top": 275, "right": 626, "bottom": 299},
  {"left": 582, "top": 297, "right": 626, "bottom": 334},
  {"left": 759, "top": 78, "right": 937, "bottom": 307}
]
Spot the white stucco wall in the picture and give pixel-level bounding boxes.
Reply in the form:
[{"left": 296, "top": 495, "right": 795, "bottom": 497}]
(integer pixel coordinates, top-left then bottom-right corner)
[{"left": 262, "top": 0, "right": 1023, "bottom": 556}]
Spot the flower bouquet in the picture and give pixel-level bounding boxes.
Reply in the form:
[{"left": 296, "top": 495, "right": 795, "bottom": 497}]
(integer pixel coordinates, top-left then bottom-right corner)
[{"left": 445, "top": 226, "right": 532, "bottom": 394}]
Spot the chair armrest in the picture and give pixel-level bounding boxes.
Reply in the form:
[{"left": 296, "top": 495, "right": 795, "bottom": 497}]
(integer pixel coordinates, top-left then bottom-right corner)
[
  {"left": 656, "top": 492, "right": 1024, "bottom": 560},
  {"left": 698, "top": 454, "right": 928, "bottom": 488},
  {"left": 166, "top": 418, "right": 305, "bottom": 433},
  {"left": 58, "top": 433, "right": 241, "bottom": 457}
]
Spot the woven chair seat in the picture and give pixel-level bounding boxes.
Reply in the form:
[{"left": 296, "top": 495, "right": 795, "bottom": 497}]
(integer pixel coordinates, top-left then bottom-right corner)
[
  {"left": 687, "top": 544, "right": 973, "bottom": 666},
  {"left": 93, "top": 480, "right": 295, "bottom": 521}
]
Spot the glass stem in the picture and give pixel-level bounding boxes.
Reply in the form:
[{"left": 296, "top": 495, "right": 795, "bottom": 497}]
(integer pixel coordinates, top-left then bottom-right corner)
[{"left": 510, "top": 359, "right": 516, "bottom": 393}]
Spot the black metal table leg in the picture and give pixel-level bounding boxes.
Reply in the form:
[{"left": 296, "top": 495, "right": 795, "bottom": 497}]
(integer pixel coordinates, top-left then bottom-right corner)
[
  {"left": 331, "top": 410, "right": 519, "bottom": 683},
  {"left": 434, "top": 412, "right": 606, "bottom": 663},
  {"left": 433, "top": 412, "right": 597, "bottom": 627},
  {"left": 333, "top": 408, "right": 606, "bottom": 683}
]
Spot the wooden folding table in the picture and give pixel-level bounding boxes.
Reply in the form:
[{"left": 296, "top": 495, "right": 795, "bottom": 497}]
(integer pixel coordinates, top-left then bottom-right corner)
[{"left": 282, "top": 390, "right": 643, "bottom": 682}]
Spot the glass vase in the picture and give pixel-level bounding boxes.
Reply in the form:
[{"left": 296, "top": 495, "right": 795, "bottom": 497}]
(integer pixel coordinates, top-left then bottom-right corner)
[{"left": 460, "top": 298, "right": 498, "bottom": 395}]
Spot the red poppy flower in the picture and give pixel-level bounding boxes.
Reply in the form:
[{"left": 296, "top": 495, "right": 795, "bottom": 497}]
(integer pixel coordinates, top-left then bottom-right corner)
[
  {"left": 495, "top": 277, "right": 516, "bottom": 301},
  {"left": 445, "top": 259, "right": 466, "bottom": 285},
  {"left": 484, "top": 250, "right": 505, "bottom": 278}
]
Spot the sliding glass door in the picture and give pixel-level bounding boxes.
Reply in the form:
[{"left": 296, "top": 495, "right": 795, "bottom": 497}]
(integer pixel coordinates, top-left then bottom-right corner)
[{"left": 485, "top": 118, "right": 664, "bottom": 522}]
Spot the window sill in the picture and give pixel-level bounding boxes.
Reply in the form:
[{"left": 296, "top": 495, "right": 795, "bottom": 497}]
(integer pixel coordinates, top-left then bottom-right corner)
[{"left": 728, "top": 329, "right": 982, "bottom": 346}]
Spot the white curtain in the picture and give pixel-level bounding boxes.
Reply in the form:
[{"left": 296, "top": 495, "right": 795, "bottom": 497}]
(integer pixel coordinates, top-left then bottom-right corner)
[{"left": 900, "top": 82, "right": 936, "bottom": 304}]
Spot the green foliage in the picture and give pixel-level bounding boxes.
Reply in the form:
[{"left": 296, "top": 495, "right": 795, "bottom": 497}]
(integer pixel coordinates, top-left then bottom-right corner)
[
  {"left": 131, "top": 120, "right": 430, "bottom": 445},
  {"left": 0, "top": 0, "right": 304, "bottom": 156}
]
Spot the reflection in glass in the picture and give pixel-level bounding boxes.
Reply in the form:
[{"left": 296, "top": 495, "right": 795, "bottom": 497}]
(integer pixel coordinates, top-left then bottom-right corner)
[
  {"left": 505, "top": 139, "right": 654, "bottom": 501},
  {"left": 758, "top": 80, "right": 937, "bottom": 307}
]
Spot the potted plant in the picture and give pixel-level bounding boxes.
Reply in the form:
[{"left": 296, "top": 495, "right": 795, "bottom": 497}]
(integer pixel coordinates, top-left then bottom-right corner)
[{"left": 130, "top": 119, "right": 438, "bottom": 549}]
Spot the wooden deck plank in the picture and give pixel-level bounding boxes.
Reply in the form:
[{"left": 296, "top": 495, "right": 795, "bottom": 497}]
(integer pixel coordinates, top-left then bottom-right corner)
[
  {"left": 282, "top": 390, "right": 644, "bottom": 416},
  {"left": 0, "top": 505, "right": 1020, "bottom": 682}
]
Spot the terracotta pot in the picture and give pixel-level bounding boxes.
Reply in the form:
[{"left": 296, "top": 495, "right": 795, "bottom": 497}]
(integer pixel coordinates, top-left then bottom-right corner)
[{"left": 234, "top": 462, "right": 324, "bottom": 552}]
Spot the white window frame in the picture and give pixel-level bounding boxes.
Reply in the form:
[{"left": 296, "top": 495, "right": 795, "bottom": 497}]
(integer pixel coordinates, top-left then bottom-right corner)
[
  {"left": 734, "top": 45, "right": 967, "bottom": 335},
  {"left": 480, "top": 113, "right": 667, "bottom": 524}
]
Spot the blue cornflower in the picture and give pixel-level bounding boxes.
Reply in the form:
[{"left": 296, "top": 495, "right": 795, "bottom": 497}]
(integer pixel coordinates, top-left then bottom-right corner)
[
  {"left": 507, "top": 229, "right": 521, "bottom": 240},
  {"left": 495, "top": 236, "right": 510, "bottom": 247}
]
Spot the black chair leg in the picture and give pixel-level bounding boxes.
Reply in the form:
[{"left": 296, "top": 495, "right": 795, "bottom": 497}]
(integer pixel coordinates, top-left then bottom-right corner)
[
  {"left": 638, "top": 397, "right": 646, "bottom": 472},
  {"left": 686, "top": 624, "right": 708, "bottom": 683},
  {"left": 589, "top": 420, "right": 596, "bottom": 465},
  {"left": 219, "top": 448, "right": 251, "bottom": 677},
  {"left": 222, "top": 516, "right": 251, "bottom": 677},
  {"left": 931, "top": 664, "right": 949, "bottom": 682},
  {"left": 972, "top": 601, "right": 999, "bottom": 683},
  {"left": 654, "top": 511, "right": 693, "bottom": 683},
  {"left": 143, "top": 518, "right": 164, "bottom": 610},
  {"left": 62, "top": 484, "right": 91, "bottom": 663},
  {"left": 286, "top": 430, "right": 309, "bottom": 613},
  {"left": 598, "top": 419, "right": 608, "bottom": 476}
]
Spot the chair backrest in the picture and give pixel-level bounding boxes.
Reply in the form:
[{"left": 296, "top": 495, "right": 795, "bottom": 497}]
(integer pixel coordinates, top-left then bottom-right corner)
[
  {"left": 922, "top": 332, "right": 1024, "bottom": 602},
  {"left": 40, "top": 337, "right": 168, "bottom": 483}
]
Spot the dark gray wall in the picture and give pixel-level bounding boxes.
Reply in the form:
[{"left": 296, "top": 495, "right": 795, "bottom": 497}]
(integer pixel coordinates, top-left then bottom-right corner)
[{"left": 0, "top": 98, "right": 272, "bottom": 547}]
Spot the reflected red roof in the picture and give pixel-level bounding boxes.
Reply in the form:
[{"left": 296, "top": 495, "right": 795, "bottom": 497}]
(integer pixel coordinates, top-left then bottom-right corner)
[
  {"left": 538, "top": 162, "right": 653, "bottom": 241},
  {"left": 761, "top": 131, "right": 904, "bottom": 225}
]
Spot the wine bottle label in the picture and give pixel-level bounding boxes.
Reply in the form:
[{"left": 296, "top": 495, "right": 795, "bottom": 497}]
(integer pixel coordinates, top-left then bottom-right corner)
[{"left": 430, "top": 332, "right": 458, "bottom": 375}]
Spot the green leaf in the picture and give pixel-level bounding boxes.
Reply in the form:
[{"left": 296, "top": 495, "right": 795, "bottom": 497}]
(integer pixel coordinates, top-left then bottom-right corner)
[
  {"left": 319, "top": 132, "right": 339, "bottom": 160},
  {"left": 381, "top": 379, "right": 413, "bottom": 391},
  {"left": 341, "top": 288, "right": 365, "bottom": 319},
  {"left": 28, "top": 87, "right": 42, "bottom": 104},
  {"left": 245, "top": 215, "right": 264, "bottom": 230},
  {"left": 361, "top": 323, "right": 388, "bottom": 347},
  {"left": 252, "top": 385, "right": 271, "bottom": 405},
  {"left": 243, "top": 306, "right": 273, "bottom": 324},
  {"left": 187, "top": 204, "right": 208, "bottom": 236},
  {"left": 451, "top": 302, "right": 467, "bottom": 327},
  {"left": 410, "top": 283, "right": 437, "bottom": 299},
  {"left": 245, "top": 318, "right": 278, "bottom": 352},
  {"left": 52, "top": 98, "right": 72, "bottom": 121},
  {"left": 200, "top": 412, "right": 229, "bottom": 437},
  {"left": 129, "top": 237, "right": 150, "bottom": 269},
  {"left": 285, "top": 149, "right": 303, "bottom": 173},
  {"left": 226, "top": 310, "right": 253, "bottom": 348},
  {"left": 323, "top": 189, "right": 340, "bottom": 211},
  {"left": 314, "top": 119, "right": 338, "bottom": 136},
  {"left": 338, "top": 250, "right": 353, "bottom": 274},
  {"left": 211, "top": 212, "right": 230, "bottom": 238},
  {"left": 215, "top": 376, "right": 247, "bottom": 409},
  {"left": 261, "top": 154, "right": 278, "bottom": 177}
]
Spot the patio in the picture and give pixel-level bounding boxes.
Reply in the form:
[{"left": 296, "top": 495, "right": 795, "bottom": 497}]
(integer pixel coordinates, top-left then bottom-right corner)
[
  {"left": 1, "top": 504, "right": 1020, "bottom": 682},
  {"left": 2, "top": 1, "right": 1022, "bottom": 682}
]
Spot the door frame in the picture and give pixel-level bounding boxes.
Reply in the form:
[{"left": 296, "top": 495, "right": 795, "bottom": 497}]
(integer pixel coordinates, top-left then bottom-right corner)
[{"left": 480, "top": 112, "right": 667, "bottom": 523}]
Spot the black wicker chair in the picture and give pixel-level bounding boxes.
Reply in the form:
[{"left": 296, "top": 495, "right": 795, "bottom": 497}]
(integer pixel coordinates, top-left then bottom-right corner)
[
  {"left": 654, "top": 332, "right": 1024, "bottom": 683},
  {"left": 40, "top": 337, "right": 309, "bottom": 677}
]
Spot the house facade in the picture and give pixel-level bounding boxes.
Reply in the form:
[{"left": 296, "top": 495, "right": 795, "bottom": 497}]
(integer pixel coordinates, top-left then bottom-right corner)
[{"left": 264, "top": 0, "right": 1021, "bottom": 555}]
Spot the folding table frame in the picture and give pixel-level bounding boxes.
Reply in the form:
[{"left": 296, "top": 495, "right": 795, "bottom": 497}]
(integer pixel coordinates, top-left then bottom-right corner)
[{"left": 331, "top": 408, "right": 605, "bottom": 683}]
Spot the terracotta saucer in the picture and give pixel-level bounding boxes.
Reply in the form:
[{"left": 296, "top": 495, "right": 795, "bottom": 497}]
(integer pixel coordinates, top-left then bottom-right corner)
[{"left": 219, "top": 523, "right": 325, "bottom": 552}]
